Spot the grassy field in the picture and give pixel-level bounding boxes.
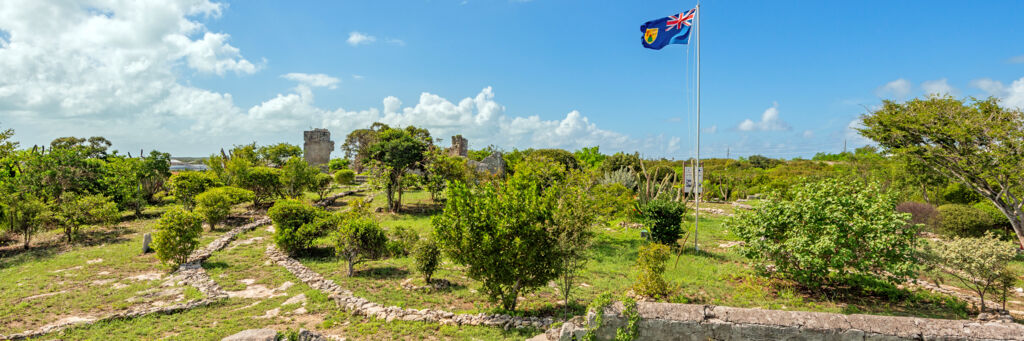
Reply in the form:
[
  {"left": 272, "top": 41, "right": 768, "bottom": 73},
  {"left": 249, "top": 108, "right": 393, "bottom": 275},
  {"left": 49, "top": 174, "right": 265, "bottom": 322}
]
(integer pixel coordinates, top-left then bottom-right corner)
[
  {"left": 299, "top": 189, "right": 975, "bottom": 320},
  {"left": 4, "top": 188, "right": 1021, "bottom": 340}
]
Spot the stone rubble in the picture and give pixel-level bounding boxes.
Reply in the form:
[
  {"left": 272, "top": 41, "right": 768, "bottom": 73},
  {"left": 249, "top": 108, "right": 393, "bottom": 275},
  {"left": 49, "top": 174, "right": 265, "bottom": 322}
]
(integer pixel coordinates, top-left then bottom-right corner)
[{"left": 264, "top": 244, "right": 553, "bottom": 330}]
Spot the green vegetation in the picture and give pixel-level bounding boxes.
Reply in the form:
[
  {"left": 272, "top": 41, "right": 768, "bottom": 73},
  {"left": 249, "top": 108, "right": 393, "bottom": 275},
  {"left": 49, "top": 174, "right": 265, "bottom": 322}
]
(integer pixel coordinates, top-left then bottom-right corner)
[
  {"left": 924, "top": 232, "right": 1019, "bottom": 311},
  {"left": 268, "top": 199, "right": 324, "bottom": 254},
  {"left": 333, "top": 217, "right": 388, "bottom": 276},
  {"left": 152, "top": 207, "right": 204, "bottom": 267},
  {"left": 633, "top": 243, "right": 670, "bottom": 297},
  {"left": 729, "top": 179, "right": 917, "bottom": 288}
]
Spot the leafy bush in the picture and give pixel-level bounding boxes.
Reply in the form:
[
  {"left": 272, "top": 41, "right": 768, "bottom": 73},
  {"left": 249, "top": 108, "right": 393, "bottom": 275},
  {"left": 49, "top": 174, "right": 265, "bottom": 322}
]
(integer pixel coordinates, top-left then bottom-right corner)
[
  {"left": 973, "top": 201, "right": 1010, "bottom": 231},
  {"left": 600, "top": 152, "right": 641, "bottom": 174},
  {"left": 195, "top": 186, "right": 254, "bottom": 230},
  {"left": 598, "top": 169, "right": 637, "bottom": 191},
  {"left": 531, "top": 148, "right": 581, "bottom": 171},
  {"left": 334, "top": 217, "right": 388, "bottom": 276},
  {"left": 236, "top": 166, "right": 282, "bottom": 207},
  {"left": 895, "top": 201, "right": 938, "bottom": 229},
  {"left": 386, "top": 225, "right": 420, "bottom": 257},
  {"left": 50, "top": 193, "right": 120, "bottom": 244},
  {"left": 334, "top": 169, "right": 356, "bottom": 186},
  {"left": 634, "top": 199, "right": 686, "bottom": 245},
  {"left": 589, "top": 183, "right": 634, "bottom": 221},
  {"left": 941, "top": 182, "right": 982, "bottom": 205},
  {"left": 152, "top": 207, "right": 204, "bottom": 267},
  {"left": 412, "top": 238, "right": 440, "bottom": 283},
  {"left": 935, "top": 204, "right": 993, "bottom": 238},
  {"left": 924, "top": 232, "right": 1019, "bottom": 311},
  {"left": 268, "top": 199, "right": 324, "bottom": 254},
  {"left": 727, "top": 179, "right": 918, "bottom": 288},
  {"left": 633, "top": 243, "right": 670, "bottom": 297},
  {"left": 280, "top": 157, "right": 319, "bottom": 198},
  {"left": 328, "top": 158, "right": 350, "bottom": 173},
  {"left": 168, "top": 171, "right": 219, "bottom": 210}
]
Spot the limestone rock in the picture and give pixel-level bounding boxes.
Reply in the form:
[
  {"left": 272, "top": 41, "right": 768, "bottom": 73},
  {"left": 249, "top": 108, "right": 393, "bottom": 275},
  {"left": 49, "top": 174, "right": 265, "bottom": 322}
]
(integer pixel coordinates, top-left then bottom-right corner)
[
  {"left": 142, "top": 233, "right": 152, "bottom": 254},
  {"left": 221, "top": 328, "right": 277, "bottom": 341}
]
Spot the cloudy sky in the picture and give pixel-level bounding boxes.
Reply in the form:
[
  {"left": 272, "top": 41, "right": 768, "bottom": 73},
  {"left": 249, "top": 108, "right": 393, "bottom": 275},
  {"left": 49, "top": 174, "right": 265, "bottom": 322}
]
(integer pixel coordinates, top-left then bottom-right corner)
[{"left": 1, "top": 0, "right": 1023, "bottom": 158}]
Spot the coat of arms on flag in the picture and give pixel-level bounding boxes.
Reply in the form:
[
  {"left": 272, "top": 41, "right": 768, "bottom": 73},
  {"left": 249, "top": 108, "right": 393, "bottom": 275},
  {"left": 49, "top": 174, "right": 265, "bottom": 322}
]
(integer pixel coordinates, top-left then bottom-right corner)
[{"left": 640, "top": 7, "right": 696, "bottom": 50}]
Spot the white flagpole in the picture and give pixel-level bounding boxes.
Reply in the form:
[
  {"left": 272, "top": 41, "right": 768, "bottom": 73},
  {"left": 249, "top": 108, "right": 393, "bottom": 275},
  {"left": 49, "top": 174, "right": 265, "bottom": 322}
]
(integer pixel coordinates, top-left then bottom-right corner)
[{"left": 694, "top": 3, "right": 701, "bottom": 252}]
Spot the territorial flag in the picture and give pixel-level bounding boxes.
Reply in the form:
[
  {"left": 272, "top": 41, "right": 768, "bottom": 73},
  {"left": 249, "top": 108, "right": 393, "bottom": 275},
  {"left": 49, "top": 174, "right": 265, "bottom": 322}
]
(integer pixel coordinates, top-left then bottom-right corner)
[{"left": 641, "top": 8, "right": 696, "bottom": 50}]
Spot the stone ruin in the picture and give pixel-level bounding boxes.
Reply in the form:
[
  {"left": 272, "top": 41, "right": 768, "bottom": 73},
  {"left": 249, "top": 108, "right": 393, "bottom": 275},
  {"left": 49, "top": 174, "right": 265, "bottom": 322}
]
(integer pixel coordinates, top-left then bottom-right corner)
[
  {"left": 303, "top": 128, "right": 334, "bottom": 168},
  {"left": 448, "top": 135, "right": 468, "bottom": 157},
  {"left": 446, "top": 135, "right": 505, "bottom": 177}
]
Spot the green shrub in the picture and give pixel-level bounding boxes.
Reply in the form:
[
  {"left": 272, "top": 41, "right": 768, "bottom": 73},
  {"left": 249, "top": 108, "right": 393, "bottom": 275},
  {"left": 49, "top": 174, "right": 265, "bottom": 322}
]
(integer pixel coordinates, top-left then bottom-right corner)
[
  {"left": 50, "top": 193, "right": 120, "bottom": 244},
  {"left": 281, "top": 157, "right": 319, "bottom": 199},
  {"left": 590, "top": 183, "right": 635, "bottom": 221},
  {"left": 634, "top": 199, "right": 686, "bottom": 245},
  {"left": 941, "top": 182, "right": 982, "bottom": 205},
  {"left": 386, "top": 225, "right": 420, "bottom": 257},
  {"left": 728, "top": 179, "right": 918, "bottom": 288},
  {"left": 935, "top": 204, "right": 993, "bottom": 238},
  {"left": 168, "top": 171, "right": 219, "bottom": 210},
  {"left": 413, "top": 238, "right": 440, "bottom": 283},
  {"left": 236, "top": 166, "right": 282, "bottom": 207},
  {"left": 311, "top": 173, "right": 333, "bottom": 200},
  {"left": 152, "top": 208, "right": 204, "bottom": 267},
  {"left": 268, "top": 199, "right": 324, "bottom": 254},
  {"left": 334, "top": 217, "right": 388, "bottom": 276},
  {"left": 328, "top": 158, "right": 350, "bottom": 173},
  {"left": 334, "top": 169, "right": 355, "bottom": 186},
  {"left": 973, "top": 201, "right": 1010, "bottom": 230},
  {"left": 924, "top": 232, "right": 1019, "bottom": 311},
  {"left": 633, "top": 243, "right": 670, "bottom": 297},
  {"left": 195, "top": 186, "right": 254, "bottom": 230}
]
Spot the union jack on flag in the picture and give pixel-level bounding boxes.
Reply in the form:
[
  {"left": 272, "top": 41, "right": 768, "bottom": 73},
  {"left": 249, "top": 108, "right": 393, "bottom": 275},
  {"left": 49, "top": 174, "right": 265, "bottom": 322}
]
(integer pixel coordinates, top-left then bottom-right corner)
[
  {"left": 666, "top": 9, "right": 695, "bottom": 31},
  {"left": 640, "top": 6, "right": 697, "bottom": 50}
]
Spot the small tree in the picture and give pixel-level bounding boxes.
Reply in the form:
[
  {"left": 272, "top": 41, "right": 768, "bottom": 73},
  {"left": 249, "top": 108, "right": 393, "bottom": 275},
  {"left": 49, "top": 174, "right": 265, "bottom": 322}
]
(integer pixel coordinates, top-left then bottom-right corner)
[
  {"left": 51, "top": 193, "right": 120, "bottom": 244},
  {"left": 0, "top": 192, "right": 47, "bottom": 250},
  {"left": 728, "top": 179, "right": 918, "bottom": 288},
  {"left": 152, "top": 208, "right": 204, "bottom": 267},
  {"left": 168, "top": 171, "right": 219, "bottom": 210},
  {"left": 334, "top": 169, "right": 356, "bottom": 187},
  {"left": 634, "top": 243, "right": 671, "bottom": 297},
  {"left": 268, "top": 199, "right": 323, "bottom": 254},
  {"left": 413, "top": 238, "right": 440, "bottom": 284},
  {"left": 367, "top": 127, "right": 428, "bottom": 212},
  {"left": 236, "top": 166, "right": 282, "bottom": 207},
  {"left": 311, "top": 173, "right": 332, "bottom": 201},
  {"left": 423, "top": 150, "right": 468, "bottom": 201},
  {"left": 924, "top": 232, "right": 1019, "bottom": 311},
  {"left": 195, "top": 187, "right": 254, "bottom": 230},
  {"left": 432, "top": 164, "right": 564, "bottom": 311},
  {"left": 551, "top": 173, "right": 596, "bottom": 318},
  {"left": 281, "top": 157, "right": 319, "bottom": 198},
  {"left": 334, "top": 217, "right": 388, "bottom": 276}
]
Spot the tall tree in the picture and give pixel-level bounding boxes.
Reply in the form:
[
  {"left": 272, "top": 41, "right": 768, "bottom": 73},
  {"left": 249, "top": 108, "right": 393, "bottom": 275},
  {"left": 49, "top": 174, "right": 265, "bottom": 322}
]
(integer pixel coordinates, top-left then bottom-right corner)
[
  {"left": 341, "top": 122, "right": 390, "bottom": 173},
  {"left": 0, "top": 124, "right": 17, "bottom": 158},
  {"left": 860, "top": 96, "right": 1024, "bottom": 248},
  {"left": 258, "top": 143, "right": 303, "bottom": 167},
  {"left": 367, "top": 127, "right": 427, "bottom": 212}
]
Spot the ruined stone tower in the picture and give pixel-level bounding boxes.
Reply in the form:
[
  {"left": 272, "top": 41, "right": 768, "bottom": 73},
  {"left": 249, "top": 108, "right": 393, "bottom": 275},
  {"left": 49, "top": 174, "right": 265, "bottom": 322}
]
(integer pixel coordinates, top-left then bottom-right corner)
[
  {"left": 448, "top": 135, "right": 468, "bottom": 157},
  {"left": 303, "top": 128, "right": 334, "bottom": 168}
]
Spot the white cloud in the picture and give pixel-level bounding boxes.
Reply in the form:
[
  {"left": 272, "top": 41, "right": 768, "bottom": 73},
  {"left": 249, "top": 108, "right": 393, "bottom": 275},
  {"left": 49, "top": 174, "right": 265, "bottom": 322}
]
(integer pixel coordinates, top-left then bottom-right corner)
[
  {"left": 875, "top": 78, "right": 912, "bottom": 99},
  {"left": 705, "top": 125, "right": 717, "bottom": 134},
  {"left": 1005, "top": 78, "right": 1024, "bottom": 110},
  {"left": 921, "top": 78, "right": 955, "bottom": 96},
  {"left": 1009, "top": 55, "right": 1024, "bottom": 64},
  {"left": 0, "top": 0, "right": 682, "bottom": 156},
  {"left": 385, "top": 38, "right": 406, "bottom": 46},
  {"left": 970, "top": 78, "right": 1007, "bottom": 98},
  {"left": 737, "top": 102, "right": 790, "bottom": 132},
  {"left": 802, "top": 130, "right": 813, "bottom": 138},
  {"left": 282, "top": 73, "right": 339, "bottom": 89},
  {"left": 352, "top": 74, "right": 364, "bottom": 80},
  {"left": 347, "top": 31, "right": 376, "bottom": 46}
]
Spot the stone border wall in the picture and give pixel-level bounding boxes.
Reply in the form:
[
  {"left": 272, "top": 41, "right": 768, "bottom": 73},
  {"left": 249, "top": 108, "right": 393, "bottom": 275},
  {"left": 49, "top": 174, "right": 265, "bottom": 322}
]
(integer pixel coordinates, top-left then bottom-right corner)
[
  {"left": 0, "top": 218, "right": 272, "bottom": 340},
  {"left": 265, "top": 244, "right": 554, "bottom": 330},
  {"left": 538, "top": 302, "right": 1024, "bottom": 341}
]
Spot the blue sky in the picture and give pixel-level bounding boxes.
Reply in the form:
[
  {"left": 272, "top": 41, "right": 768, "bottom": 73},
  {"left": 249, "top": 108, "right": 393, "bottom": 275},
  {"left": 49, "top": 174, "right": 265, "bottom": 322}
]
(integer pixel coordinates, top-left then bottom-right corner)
[{"left": 2, "top": 0, "right": 1023, "bottom": 158}]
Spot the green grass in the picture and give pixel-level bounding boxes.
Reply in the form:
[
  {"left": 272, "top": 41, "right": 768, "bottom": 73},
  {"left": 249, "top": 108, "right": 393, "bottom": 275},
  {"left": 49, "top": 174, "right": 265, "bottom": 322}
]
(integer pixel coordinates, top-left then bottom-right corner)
[{"left": 297, "top": 191, "right": 971, "bottom": 320}]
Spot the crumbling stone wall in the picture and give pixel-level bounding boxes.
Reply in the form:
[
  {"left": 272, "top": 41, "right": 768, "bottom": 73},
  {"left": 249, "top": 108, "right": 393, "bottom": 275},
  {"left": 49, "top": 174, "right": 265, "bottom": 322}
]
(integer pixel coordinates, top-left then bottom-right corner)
[
  {"left": 539, "top": 302, "right": 1024, "bottom": 341},
  {"left": 303, "top": 128, "right": 334, "bottom": 168}
]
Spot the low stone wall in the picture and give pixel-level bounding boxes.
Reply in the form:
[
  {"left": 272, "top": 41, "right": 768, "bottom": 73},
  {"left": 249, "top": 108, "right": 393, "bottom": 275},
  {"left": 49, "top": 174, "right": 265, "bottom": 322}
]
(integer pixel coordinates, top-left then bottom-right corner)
[
  {"left": 538, "top": 302, "right": 1024, "bottom": 341},
  {"left": 265, "top": 244, "right": 553, "bottom": 330},
  {"left": 188, "top": 218, "right": 272, "bottom": 263}
]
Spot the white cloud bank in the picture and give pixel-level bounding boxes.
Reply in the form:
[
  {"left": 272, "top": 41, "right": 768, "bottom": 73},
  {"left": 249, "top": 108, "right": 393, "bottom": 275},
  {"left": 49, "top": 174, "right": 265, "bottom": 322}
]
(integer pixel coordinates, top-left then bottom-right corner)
[
  {"left": 738, "top": 102, "right": 790, "bottom": 132},
  {"left": 0, "top": 0, "right": 676, "bottom": 156},
  {"left": 921, "top": 78, "right": 955, "bottom": 96},
  {"left": 970, "top": 77, "right": 1024, "bottom": 110}
]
